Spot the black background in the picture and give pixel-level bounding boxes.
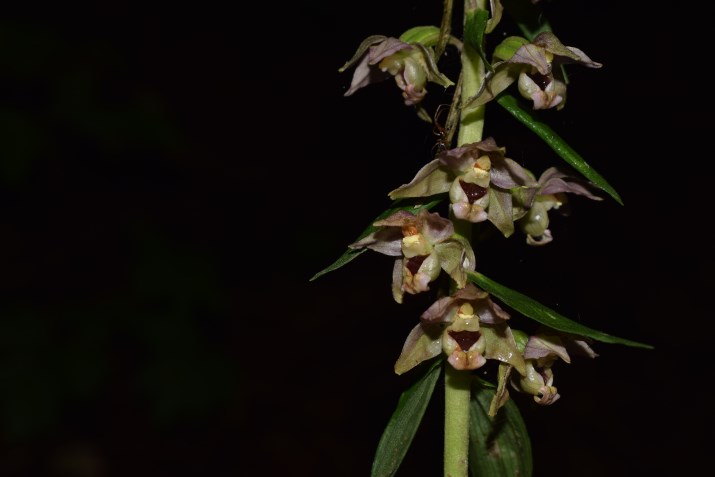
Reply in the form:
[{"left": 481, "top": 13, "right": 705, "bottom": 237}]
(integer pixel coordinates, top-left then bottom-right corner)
[{"left": 0, "top": 1, "right": 709, "bottom": 476}]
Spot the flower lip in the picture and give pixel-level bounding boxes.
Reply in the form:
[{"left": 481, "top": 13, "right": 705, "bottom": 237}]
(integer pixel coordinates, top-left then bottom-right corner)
[
  {"left": 459, "top": 180, "right": 488, "bottom": 204},
  {"left": 536, "top": 386, "right": 560, "bottom": 405},
  {"left": 406, "top": 255, "right": 428, "bottom": 275},
  {"left": 528, "top": 72, "right": 551, "bottom": 89},
  {"left": 448, "top": 330, "right": 481, "bottom": 351}
]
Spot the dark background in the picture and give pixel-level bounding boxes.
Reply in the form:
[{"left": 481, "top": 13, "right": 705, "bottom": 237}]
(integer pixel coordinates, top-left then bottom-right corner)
[{"left": 1, "top": 1, "right": 708, "bottom": 476}]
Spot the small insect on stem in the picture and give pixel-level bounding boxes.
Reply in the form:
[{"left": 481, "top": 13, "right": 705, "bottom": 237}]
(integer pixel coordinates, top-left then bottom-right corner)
[{"left": 432, "top": 104, "right": 451, "bottom": 154}]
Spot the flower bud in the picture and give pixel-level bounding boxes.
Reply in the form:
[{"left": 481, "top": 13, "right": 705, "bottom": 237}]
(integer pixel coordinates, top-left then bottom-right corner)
[{"left": 514, "top": 361, "right": 560, "bottom": 405}]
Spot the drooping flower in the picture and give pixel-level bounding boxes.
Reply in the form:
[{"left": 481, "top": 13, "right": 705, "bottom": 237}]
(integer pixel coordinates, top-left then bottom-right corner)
[
  {"left": 515, "top": 166, "right": 602, "bottom": 245},
  {"left": 465, "top": 32, "right": 601, "bottom": 111},
  {"left": 394, "top": 284, "right": 527, "bottom": 375},
  {"left": 349, "top": 210, "right": 475, "bottom": 303},
  {"left": 389, "top": 137, "right": 536, "bottom": 236},
  {"left": 339, "top": 35, "right": 453, "bottom": 107},
  {"left": 511, "top": 331, "right": 598, "bottom": 405}
]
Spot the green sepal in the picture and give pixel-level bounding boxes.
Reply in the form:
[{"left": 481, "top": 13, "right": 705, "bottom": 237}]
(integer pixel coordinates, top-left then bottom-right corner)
[
  {"left": 493, "top": 36, "right": 529, "bottom": 61},
  {"left": 511, "top": 328, "right": 529, "bottom": 353},
  {"left": 399, "top": 26, "right": 440, "bottom": 47}
]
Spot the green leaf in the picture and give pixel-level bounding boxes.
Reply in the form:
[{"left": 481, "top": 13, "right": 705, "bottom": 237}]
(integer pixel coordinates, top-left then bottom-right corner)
[
  {"left": 309, "top": 248, "right": 367, "bottom": 282},
  {"left": 496, "top": 94, "right": 623, "bottom": 205},
  {"left": 310, "top": 199, "right": 443, "bottom": 281},
  {"left": 470, "top": 377, "right": 533, "bottom": 477},
  {"left": 464, "top": 9, "right": 492, "bottom": 72},
  {"left": 400, "top": 26, "right": 440, "bottom": 47},
  {"left": 371, "top": 359, "right": 442, "bottom": 477},
  {"left": 468, "top": 272, "right": 653, "bottom": 348}
]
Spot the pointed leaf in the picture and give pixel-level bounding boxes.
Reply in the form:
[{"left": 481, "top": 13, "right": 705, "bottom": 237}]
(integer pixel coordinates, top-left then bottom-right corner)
[
  {"left": 470, "top": 377, "right": 533, "bottom": 477},
  {"left": 310, "top": 199, "right": 442, "bottom": 281},
  {"left": 496, "top": 94, "right": 623, "bottom": 204},
  {"left": 371, "top": 359, "right": 442, "bottom": 477},
  {"left": 310, "top": 248, "right": 367, "bottom": 282},
  {"left": 468, "top": 272, "right": 653, "bottom": 348},
  {"left": 464, "top": 9, "right": 492, "bottom": 70}
]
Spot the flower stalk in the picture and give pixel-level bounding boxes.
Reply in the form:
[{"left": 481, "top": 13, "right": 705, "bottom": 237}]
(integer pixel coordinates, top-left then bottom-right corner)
[{"left": 435, "top": 0, "right": 454, "bottom": 59}]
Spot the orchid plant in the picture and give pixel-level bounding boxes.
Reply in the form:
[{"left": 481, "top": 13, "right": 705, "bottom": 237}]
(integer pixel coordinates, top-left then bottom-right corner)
[{"left": 312, "top": 1, "right": 651, "bottom": 476}]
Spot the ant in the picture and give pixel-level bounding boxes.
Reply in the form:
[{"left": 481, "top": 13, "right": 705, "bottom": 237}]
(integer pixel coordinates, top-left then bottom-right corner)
[{"left": 432, "top": 103, "right": 451, "bottom": 154}]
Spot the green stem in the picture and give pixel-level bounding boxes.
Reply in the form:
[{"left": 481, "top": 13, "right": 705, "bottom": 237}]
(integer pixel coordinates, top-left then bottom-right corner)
[
  {"left": 444, "top": 2, "right": 487, "bottom": 477},
  {"left": 457, "top": 43, "right": 485, "bottom": 145},
  {"left": 444, "top": 364, "right": 472, "bottom": 477},
  {"left": 435, "top": 0, "right": 454, "bottom": 59},
  {"left": 457, "top": 1, "right": 486, "bottom": 146}
]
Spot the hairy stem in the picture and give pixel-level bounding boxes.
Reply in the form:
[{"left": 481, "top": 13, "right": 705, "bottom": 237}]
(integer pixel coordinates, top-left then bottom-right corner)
[
  {"left": 444, "top": 2, "right": 487, "bottom": 477},
  {"left": 457, "top": 0, "right": 487, "bottom": 146},
  {"left": 444, "top": 363, "right": 472, "bottom": 477}
]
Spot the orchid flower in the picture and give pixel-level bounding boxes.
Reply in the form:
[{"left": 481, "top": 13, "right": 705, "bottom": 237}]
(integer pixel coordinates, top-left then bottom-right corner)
[
  {"left": 349, "top": 210, "right": 475, "bottom": 303},
  {"left": 516, "top": 167, "right": 602, "bottom": 245},
  {"left": 339, "top": 35, "right": 453, "bottom": 107},
  {"left": 389, "top": 138, "right": 537, "bottom": 237},
  {"left": 394, "top": 284, "right": 527, "bottom": 375},
  {"left": 466, "top": 32, "right": 601, "bottom": 111}
]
